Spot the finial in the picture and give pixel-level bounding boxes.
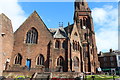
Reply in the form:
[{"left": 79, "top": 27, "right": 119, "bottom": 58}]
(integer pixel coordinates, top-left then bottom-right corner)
[{"left": 68, "top": 22, "right": 70, "bottom": 26}]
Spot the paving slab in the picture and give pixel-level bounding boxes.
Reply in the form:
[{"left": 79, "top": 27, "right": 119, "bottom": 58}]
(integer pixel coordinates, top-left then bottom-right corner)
[{"left": 108, "top": 78, "right": 120, "bottom": 80}]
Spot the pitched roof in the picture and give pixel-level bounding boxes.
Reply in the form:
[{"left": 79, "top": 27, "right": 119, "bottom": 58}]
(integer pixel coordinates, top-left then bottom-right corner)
[
  {"left": 14, "top": 11, "right": 52, "bottom": 35},
  {"left": 0, "top": 13, "right": 11, "bottom": 21},
  {"left": 49, "top": 27, "right": 67, "bottom": 38},
  {"left": 98, "top": 50, "right": 120, "bottom": 57},
  {"left": 49, "top": 28, "right": 57, "bottom": 36}
]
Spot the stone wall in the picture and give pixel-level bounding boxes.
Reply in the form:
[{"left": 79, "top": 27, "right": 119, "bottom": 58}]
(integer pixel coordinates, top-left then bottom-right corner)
[
  {"left": 0, "top": 13, "right": 13, "bottom": 76},
  {"left": 10, "top": 11, "right": 53, "bottom": 69}
]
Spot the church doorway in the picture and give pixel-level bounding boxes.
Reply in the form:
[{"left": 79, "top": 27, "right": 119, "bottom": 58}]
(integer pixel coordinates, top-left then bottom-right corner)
[
  {"left": 26, "top": 59, "right": 31, "bottom": 70},
  {"left": 56, "top": 56, "right": 64, "bottom": 72}
]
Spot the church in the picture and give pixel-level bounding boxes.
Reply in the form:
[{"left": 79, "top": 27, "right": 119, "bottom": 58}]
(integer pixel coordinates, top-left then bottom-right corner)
[{"left": 0, "top": 0, "right": 99, "bottom": 77}]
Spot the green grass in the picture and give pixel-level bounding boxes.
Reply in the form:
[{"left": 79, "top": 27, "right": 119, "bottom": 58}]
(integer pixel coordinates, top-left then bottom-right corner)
[{"left": 85, "top": 75, "right": 120, "bottom": 80}]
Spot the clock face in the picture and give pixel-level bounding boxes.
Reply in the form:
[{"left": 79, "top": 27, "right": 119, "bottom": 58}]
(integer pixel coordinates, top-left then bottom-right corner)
[{"left": 83, "top": 26, "right": 86, "bottom": 29}]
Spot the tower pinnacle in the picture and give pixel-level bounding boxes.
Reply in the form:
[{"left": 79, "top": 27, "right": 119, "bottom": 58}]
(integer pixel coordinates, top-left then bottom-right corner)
[{"left": 75, "top": 0, "right": 90, "bottom": 11}]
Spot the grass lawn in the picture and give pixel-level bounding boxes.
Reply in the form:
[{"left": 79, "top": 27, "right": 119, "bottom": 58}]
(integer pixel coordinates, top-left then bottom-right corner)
[{"left": 85, "top": 75, "right": 120, "bottom": 80}]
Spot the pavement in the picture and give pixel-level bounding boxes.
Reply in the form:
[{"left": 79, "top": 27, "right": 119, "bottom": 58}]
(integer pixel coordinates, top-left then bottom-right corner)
[{"left": 108, "top": 78, "right": 120, "bottom": 80}]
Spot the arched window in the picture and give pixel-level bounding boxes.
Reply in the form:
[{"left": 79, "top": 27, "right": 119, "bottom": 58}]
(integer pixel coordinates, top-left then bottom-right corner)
[
  {"left": 15, "top": 53, "right": 22, "bottom": 65},
  {"left": 75, "top": 41, "right": 77, "bottom": 51},
  {"left": 37, "top": 54, "right": 44, "bottom": 65},
  {"left": 57, "top": 56, "right": 64, "bottom": 66},
  {"left": 55, "top": 40, "right": 60, "bottom": 48},
  {"left": 83, "top": 18, "right": 86, "bottom": 26},
  {"left": 82, "top": 2, "right": 84, "bottom": 5},
  {"left": 77, "top": 42, "right": 80, "bottom": 51},
  {"left": 91, "top": 49, "right": 93, "bottom": 54},
  {"left": 26, "top": 27, "right": 38, "bottom": 44},
  {"left": 80, "top": 19, "right": 83, "bottom": 29},
  {"left": 62, "top": 40, "right": 66, "bottom": 49},
  {"left": 84, "top": 33, "right": 87, "bottom": 40},
  {"left": 73, "top": 57, "right": 79, "bottom": 67},
  {"left": 74, "top": 32, "right": 78, "bottom": 36},
  {"left": 76, "top": 42, "right": 78, "bottom": 51},
  {"left": 86, "top": 18, "right": 88, "bottom": 27}
]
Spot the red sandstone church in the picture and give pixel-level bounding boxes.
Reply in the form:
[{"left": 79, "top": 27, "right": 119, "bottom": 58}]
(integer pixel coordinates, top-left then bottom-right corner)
[{"left": 0, "top": 0, "right": 99, "bottom": 77}]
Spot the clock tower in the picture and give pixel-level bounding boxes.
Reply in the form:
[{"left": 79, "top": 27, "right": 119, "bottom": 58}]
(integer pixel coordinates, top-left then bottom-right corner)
[{"left": 74, "top": 0, "right": 99, "bottom": 73}]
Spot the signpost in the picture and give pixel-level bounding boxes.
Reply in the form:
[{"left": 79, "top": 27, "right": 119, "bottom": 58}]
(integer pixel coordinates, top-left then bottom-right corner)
[{"left": 98, "top": 67, "right": 102, "bottom": 72}]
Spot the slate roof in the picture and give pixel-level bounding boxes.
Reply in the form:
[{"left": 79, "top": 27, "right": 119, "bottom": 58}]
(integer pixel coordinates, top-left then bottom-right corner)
[
  {"left": 49, "top": 23, "right": 74, "bottom": 39},
  {"left": 49, "top": 27, "right": 67, "bottom": 38},
  {"left": 49, "top": 28, "right": 58, "bottom": 36},
  {"left": 98, "top": 50, "right": 120, "bottom": 57}
]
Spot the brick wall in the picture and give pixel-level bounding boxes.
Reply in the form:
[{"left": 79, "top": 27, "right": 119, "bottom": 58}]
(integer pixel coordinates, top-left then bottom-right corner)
[{"left": 0, "top": 13, "right": 13, "bottom": 76}]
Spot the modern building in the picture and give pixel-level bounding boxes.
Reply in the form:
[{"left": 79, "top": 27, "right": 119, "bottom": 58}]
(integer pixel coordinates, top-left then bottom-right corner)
[
  {"left": 98, "top": 49, "right": 120, "bottom": 75},
  {"left": 0, "top": 0, "right": 99, "bottom": 77}
]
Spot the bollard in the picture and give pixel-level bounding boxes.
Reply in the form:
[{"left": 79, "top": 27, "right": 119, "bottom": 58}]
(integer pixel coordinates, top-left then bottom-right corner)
[{"left": 91, "top": 76, "right": 95, "bottom": 80}]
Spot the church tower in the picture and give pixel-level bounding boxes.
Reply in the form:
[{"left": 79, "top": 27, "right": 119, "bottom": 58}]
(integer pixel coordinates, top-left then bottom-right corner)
[{"left": 74, "top": 0, "right": 99, "bottom": 73}]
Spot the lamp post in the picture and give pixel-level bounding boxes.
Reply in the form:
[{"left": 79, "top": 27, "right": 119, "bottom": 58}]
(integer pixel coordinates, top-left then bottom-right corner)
[
  {"left": 113, "top": 74, "right": 115, "bottom": 80},
  {"left": 113, "top": 71, "right": 115, "bottom": 80}
]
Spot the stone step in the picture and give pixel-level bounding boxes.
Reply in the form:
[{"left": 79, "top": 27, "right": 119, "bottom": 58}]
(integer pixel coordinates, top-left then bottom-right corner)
[{"left": 32, "top": 73, "right": 50, "bottom": 80}]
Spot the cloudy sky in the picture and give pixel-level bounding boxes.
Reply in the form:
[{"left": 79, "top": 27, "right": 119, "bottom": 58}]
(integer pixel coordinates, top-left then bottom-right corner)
[{"left": 0, "top": 0, "right": 118, "bottom": 53}]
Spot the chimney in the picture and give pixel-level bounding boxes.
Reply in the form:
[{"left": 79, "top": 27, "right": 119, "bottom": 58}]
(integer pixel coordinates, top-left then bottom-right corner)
[
  {"left": 98, "top": 51, "right": 102, "bottom": 56},
  {"left": 110, "top": 49, "right": 112, "bottom": 53},
  {"left": 59, "top": 22, "right": 63, "bottom": 27}
]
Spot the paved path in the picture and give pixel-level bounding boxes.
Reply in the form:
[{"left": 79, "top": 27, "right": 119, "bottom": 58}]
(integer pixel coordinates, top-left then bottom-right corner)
[{"left": 108, "top": 78, "right": 120, "bottom": 80}]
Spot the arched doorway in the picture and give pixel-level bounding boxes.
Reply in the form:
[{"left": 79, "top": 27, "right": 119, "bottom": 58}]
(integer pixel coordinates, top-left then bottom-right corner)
[
  {"left": 73, "top": 56, "right": 79, "bottom": 72},
  {"left": 56, "top": 56, "right": 64, "bottom": 72}
]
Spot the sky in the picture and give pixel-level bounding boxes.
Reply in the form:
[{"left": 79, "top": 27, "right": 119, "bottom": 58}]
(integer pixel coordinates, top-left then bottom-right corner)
[{"left": 0, "top": 0, "right": 118, "bottom": 53}]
